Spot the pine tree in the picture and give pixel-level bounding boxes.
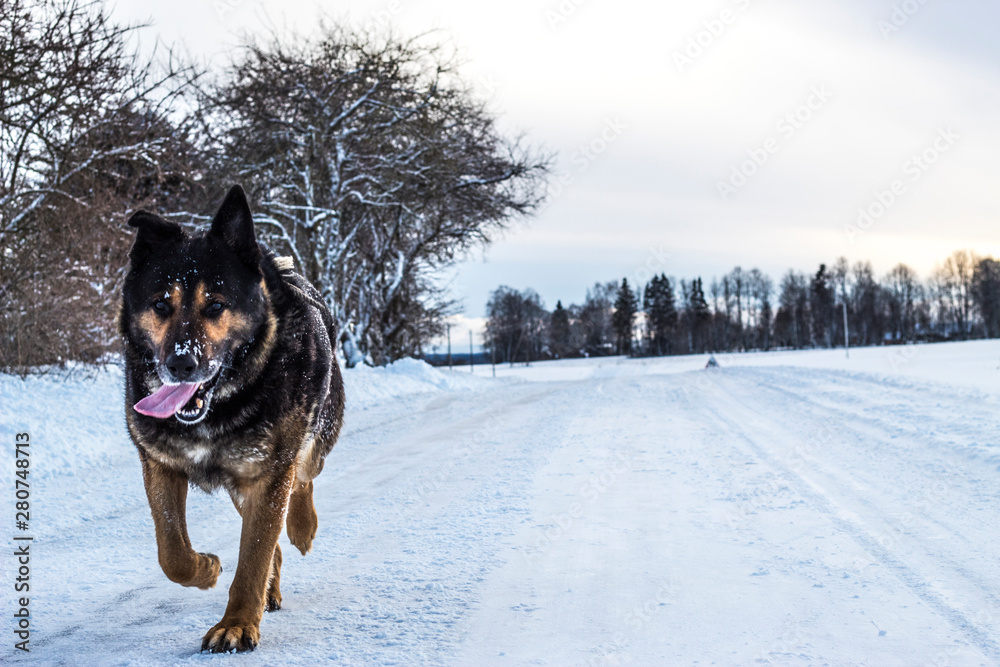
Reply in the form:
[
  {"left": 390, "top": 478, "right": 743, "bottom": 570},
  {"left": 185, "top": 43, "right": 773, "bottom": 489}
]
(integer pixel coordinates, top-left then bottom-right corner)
[
  {"left": 549, "top": 300, "right": 572, "bottom": 358},
  {"left": 643, "top": 273, "right": 678, "bottom": 356},
  {"left": 689, "top": 278, "right": 711, "bottom": 352},
  {"left": 759, "top": 297, "right": 773, "bottom": 350},
  {"left": 810, "top": 264, "right": 835, "bottom": 347},
  {"left": 612, "top": 278, "right": 639, "bottom": 355}
]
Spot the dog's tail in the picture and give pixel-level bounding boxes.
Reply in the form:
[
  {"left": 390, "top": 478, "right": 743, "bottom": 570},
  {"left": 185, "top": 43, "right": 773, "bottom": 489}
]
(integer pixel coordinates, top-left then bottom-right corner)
[
  {"left": 268, "top": 254, "right": 338, "bottom": 338},
  {"left": 273, "top": 256, "right": 295, "bottom": 273}
]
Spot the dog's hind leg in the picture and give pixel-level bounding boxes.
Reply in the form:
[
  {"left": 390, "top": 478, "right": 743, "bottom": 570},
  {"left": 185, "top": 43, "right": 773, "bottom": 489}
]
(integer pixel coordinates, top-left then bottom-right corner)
[
  {"left": 286, "top": 428, "right": 336, "bottom": 556},
  {"left": 266, "top": 544, "right": 282, "bottom": 611},
  {"left": 139, "top": 451, "right": 221, "bottom": 590},
  {"left": 286, "top": 479, "right": 317, "bottom": 556}
]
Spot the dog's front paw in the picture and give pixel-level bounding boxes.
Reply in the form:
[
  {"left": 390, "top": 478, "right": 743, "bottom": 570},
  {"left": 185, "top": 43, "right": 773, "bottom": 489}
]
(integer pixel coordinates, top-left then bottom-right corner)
[
  {"left": 201, "top": 620, "right": 259, "bottom": 653},
  {"left": 191, "top": 552, "right": 222, "bottom": 590},
  {"left": 162, "top": 551, "right": 221, "bottom": 589}
]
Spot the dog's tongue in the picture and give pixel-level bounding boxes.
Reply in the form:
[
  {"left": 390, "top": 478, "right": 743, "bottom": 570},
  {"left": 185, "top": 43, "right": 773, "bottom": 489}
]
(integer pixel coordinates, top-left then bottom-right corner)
[{"left": 134, "top": 383, "right": 200, "bottom": 419}]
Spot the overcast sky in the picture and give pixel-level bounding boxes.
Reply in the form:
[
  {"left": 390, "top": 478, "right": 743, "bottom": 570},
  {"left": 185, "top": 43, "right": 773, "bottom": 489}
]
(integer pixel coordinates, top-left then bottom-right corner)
[{"left": 114, "top": 0, "right": 1000, "bottom": 348}]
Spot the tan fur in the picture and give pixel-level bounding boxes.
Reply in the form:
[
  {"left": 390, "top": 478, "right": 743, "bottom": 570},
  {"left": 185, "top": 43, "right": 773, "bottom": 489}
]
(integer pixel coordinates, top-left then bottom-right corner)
[
  {"left": 201, "top": 460, "right": 297, "bottom": 652},
  {"left": 192, "top": 285, "right": 209, "bottom": 311},
  {"left": 139, "top": 452, "right": 222, "bottom": 590},
  {"left": 196, "top": 413, "right": 308, "bottom": 653},
  {"left": 202, "top": 309, "right": 252, "bottom": 356},
  {"left": 135, "top": 283, "right": 182, "bottom": 349},
  {"left": 286, "top": 480, "right": 318, "bottom": 555},
  {"left": 230, "top": 493, "right": 284, "bottom": 612},
  {"left": 195, "top": 281, "right": 255, "bottom": 359}
]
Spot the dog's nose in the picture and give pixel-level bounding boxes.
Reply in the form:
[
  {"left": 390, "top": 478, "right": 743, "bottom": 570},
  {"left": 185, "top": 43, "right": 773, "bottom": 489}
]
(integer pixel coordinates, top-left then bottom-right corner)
[{"left": 166, "top": 353, "right": 198, "bottom": 382}]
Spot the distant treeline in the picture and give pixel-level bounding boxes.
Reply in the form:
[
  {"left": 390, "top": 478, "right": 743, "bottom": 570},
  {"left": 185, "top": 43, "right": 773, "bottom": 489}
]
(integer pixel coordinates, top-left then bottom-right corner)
[{"left": 485, "top": 250, "right": 1000, "bottom": 363}]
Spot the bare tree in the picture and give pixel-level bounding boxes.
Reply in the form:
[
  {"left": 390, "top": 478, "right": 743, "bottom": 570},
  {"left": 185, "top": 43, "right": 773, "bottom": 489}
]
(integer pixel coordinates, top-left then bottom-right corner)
[
  {"left": 972, "top": 257, "right": 1000, "bottom": 339},
  {"left": 750, "top": 269, "right": 773, "bottom": 350},
  {"left": 206, "top": 25, "right": 549, "bottom": 365},
  {"left": 885, "top": 263, "right": 921, "bottom": 342},
  {"left": 485, "top": 286, "right": 547, "bottom": 364},
  {"left": 831, "top": 257, "right": 851, "bottom": 348},
  {"left": 726, "top": 267, "right": 745, "bottom": 349},
  {"left": 775, "top": 270, "right": 809, "bottom": 349},
  {"left": 933, "top": 250, "right": 976, "bottom": 339},
  {"left": 0, "top": 0, "right": 202, "bottom": 371},
  {"left": 578, "top": 281, "right": 617, "bottom": 356},
  {"left": 0, "top": 0, "right": 197, "bottom": 241}
]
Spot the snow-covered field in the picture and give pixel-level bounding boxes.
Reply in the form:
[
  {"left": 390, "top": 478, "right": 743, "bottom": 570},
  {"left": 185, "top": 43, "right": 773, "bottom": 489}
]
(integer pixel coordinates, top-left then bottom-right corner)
[{"left": 2, "top": 340, "right": 1000, "bottom": 665}]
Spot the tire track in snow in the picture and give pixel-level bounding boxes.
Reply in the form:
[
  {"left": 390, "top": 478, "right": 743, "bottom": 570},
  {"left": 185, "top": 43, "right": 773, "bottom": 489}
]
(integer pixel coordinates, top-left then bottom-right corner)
[
  {"left": 723, "top": 367, "right": 1000, "bottom": 609},
  {"left": 696, "top": 370, "right": 1000, "bottom": 664}
]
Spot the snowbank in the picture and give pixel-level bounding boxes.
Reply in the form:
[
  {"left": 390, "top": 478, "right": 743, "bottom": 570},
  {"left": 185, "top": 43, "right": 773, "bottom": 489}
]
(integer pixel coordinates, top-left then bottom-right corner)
[
  {"left": 471, "top": 339, "right": 1000, "bottom": 396},
  {"left": 343, "top": 357, "right": 492, "bottom": 408},
  {"left": 0, "top": 365, "right": 126, "bottom": 479}
]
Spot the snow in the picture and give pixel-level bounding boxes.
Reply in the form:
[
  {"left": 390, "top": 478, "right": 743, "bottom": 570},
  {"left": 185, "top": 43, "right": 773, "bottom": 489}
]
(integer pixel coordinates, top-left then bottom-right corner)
[
  {"left": 2, "top": 342, "right": 1000, "bottom": 664},
  {"left": 476, "top": 339, "right": 1000, "bottom": 394}
]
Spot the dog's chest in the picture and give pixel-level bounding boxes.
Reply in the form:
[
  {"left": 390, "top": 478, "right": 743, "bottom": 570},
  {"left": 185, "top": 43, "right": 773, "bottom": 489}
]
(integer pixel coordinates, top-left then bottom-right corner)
[{"left": 146, "top": 431, "right": 276, "bottom": 490}]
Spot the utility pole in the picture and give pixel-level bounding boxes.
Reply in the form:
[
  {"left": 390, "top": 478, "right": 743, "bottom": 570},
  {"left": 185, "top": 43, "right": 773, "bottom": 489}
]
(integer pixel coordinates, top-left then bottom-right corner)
[
  {"left": 843, "top": 300, "right": 850, "bottom": 359},
  {"left": 447, "top": 323, "right": 452, "bottom": 370},
  {"left": 469, "top": 330, "right": 474, "bottom": 373}
]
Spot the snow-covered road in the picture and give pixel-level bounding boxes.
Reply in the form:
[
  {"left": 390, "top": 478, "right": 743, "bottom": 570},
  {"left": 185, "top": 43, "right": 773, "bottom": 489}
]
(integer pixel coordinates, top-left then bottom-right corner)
[{"left": 3, "top": 346, "right": 1000, "bottom": 665}]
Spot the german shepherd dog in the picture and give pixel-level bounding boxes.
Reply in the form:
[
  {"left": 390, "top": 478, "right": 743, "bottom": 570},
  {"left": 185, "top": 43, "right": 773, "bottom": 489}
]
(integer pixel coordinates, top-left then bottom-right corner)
[{"left": 120, "top": 185, "right": 344, "bottom": 652}]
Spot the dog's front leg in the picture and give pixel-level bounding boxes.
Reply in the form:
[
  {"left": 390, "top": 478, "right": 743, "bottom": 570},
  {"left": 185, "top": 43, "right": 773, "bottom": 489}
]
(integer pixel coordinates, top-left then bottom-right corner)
[
  {"left": 140, "top": 451, "right": 222, "bottom": 589},
  {"left": 202, "top": 464, "right": 295, "bottom": 653}
]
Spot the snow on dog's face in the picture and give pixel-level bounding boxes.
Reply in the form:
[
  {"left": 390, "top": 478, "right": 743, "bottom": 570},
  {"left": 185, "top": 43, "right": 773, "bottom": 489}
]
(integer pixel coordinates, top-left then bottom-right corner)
[{"left": 122, "top": 186, "right": 270, "bottom": 425}]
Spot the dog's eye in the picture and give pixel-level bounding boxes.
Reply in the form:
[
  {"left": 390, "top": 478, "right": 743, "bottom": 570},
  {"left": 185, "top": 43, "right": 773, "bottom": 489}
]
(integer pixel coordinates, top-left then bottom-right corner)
[
  {"left": 153, "top": 300, "right": 170, "bottom": 315},
  {"left": 206, "top": 302, "right": 225, "bottom": 317}
]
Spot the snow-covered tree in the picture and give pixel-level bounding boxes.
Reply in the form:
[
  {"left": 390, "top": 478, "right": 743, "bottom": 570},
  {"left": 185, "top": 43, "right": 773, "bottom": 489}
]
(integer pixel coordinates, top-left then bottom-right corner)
[
  {"left": 207, "top": 25, "right": 549, "bottom": 365},
  {"left": 0, "top": 0, "right": 201, "bottom": 370}
]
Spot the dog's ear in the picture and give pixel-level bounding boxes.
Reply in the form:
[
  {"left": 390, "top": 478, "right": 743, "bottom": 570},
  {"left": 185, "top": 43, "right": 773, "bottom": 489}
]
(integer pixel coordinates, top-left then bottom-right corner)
[
  {"left": 127, "top": 211, "right": 184, "bottom": 265},
  {"left": 209, "top": 185, "right": 261, "bottom": 268}
]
